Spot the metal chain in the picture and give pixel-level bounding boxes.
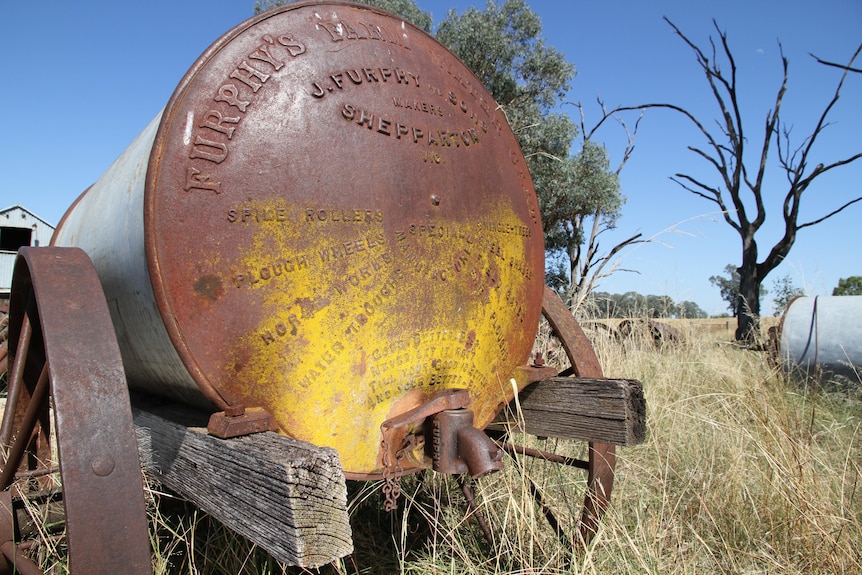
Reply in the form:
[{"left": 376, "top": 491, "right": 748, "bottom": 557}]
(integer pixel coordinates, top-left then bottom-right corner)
[
  {"left": 381, "top": 432, "right": 416, "bottom": 512},
  {"left": 381, "top": 430, "right": 399, "bottom": 511}
]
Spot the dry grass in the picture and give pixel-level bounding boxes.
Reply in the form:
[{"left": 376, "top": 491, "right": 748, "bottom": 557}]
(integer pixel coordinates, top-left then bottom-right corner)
[
  {"left": 313, "top": 320, "right": 860, "bottom": 574},
  {"left": 581, "top": 320, "right": 861, "bottom": 574},
  {"left": 12, "top": 319, "right": 862, "bottom": 574}
]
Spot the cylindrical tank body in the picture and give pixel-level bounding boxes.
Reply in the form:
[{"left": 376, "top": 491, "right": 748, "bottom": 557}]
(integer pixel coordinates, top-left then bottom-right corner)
[
  {"left": 52, "top": 1, "right": 545, "bottom": 477},
  {"left": 779, "top": 296, "right": 862, "bottom": 385}
]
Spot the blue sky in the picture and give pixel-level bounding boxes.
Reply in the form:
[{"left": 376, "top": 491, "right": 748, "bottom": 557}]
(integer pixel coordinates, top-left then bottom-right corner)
[{"left": 2, "top": 0, "right": 860, "bottom": 315}]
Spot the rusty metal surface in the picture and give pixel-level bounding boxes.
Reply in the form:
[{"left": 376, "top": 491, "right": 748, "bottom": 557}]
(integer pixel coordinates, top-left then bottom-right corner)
[
  {"left": 374, "top": 388, "right": 470, "bottom": 482},
  {"left": 498, "top": 442, "right": 590, "bottom": 470},
  {"left": 53, "top": 1, "right": 545, "bottom": 477},
  {"left": 540, "top": 287, "right": 616, "bottom": 547},
  {"left": 0, "top": 490, "right": 42, "bottom": 575},
  {"left": 207, "top": 406, "right": 278, "bottom": 438},
  {"left": 0, "top": 302, "right": 8, "bottom": 379},
  {"left": 2, "top": 247, "right": 151, "bottom": 574},
  {"left": 541, "top": 286, "right": 603, "bottom": 378},
  {"left": 617, "top": 318, "right": 683, "bottom": 346},
  {"left": 427, "top": 409, "right": 502, "bottom": 477}
]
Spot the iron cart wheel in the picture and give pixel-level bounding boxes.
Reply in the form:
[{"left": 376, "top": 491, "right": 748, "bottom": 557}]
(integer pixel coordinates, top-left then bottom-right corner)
[
  {"left": 0, "top": 300, "right": 8, "bottom": 385},
  {"left": 489, "top": 286, "right": 616, "bottom": 548},
  {"left": 539, "top": 285, "right": 616, "bottom": 546},
  {"left": 0, "top": 247, "right": 151, "bottom": 574}
]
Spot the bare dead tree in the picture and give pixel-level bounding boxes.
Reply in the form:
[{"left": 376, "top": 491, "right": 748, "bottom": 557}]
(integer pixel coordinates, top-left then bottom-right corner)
[
  {"left": 564, "top": 100, "right": 645, "bottom": 313},
  {"left": 810, "top": 50, "right": 862, "bottom": 74},
  {"left": 615, "top": 21, "right": 862, "bottom": 342}
]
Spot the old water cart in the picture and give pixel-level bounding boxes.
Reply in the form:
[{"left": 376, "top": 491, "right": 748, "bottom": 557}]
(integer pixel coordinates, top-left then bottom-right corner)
[{"left": 0, "top": 2, "right": 645, "bottom": 572}]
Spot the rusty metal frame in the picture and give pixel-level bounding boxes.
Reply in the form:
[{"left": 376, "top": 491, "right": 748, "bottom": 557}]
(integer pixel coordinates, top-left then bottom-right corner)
[
  {"left": 0, "top": 247, "right": 151, "bottom": 574},
  {"left": 458, "top": 286, "right": 617, "bottom": 550},
  {"left": 539, "top": 286, "right": 616, "bottom": 547}
]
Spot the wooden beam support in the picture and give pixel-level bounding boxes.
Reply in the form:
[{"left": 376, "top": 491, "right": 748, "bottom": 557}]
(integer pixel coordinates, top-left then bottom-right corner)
[
  {"left": 132, "top": 401, "right": 353, "bottom": 568},
  {"left": 498, "top": 377, "right": 646, "bottom": 446}
]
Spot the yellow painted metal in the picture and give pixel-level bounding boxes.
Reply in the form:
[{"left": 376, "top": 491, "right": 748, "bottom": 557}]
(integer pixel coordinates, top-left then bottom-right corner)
[{"left": 222, "top": 199, "right": 540, "bottom": 475}]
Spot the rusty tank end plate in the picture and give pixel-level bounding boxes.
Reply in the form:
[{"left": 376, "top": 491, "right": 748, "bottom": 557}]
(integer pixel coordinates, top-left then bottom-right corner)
[{"left": 55, "top": 1, "right": 544, "bottom": 477}]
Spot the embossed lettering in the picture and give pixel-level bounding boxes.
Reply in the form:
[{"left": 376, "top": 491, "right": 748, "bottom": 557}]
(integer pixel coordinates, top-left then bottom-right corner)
[
  {"left": 186, "top": 31, "right": 307, "bottom": 193},
  {"left": 360, "top": 22, "right": 386, "bottom": 41},
  {"left": 356, "top": 109, "right": 374, "bottom": 129},
  {"left": 312, "top": 68, "right": 419, "bottom": 100},
  {"left": 230, "top": 61, "right": 270, "bottom": 92},
  {"left": 393, "top": 97, "right": 443, "bottom": 116},
  {"left": 362, "top": 68, "right": 379, "bottom": 82},
  {"left": 305, "top": 207, "right": 384, "bottom": 223},
  {"left": 260, "top": 314, "right": 302, "bottom": 344},
  {"left": 317, "top": 18, "right": 407, "bottom": 49},
  {"left": 214, "top": 84, "right": 251, "bottom": 112},
  {"left": 376, "top": 117, "right": 391, "bottom": 135},
  {"left": 234, "top": 256, "right": 308, "bottom": 289},
  {"left": 185, "top": 167, "right": 221, "bottom": 193},
  {"left": 189, "top": 136, "right": 228, "bottom": 163},
  {"left": 318, "top": 22, "right": 345, "bottom": 42},
  {"left": 277, "top": 34, "right": 306, "bottom": 56},
  {"left": 227, "top": 206, "right": 288, "bottom": 223},
  {"left": 297, "top": 341, "right": 345, "bottom": 387},
  {"left": 200, "top": 110, "right": 240, "bottom": 139},
  {"left": 249, "top": 37, "right": 285, "bottom": 71}
]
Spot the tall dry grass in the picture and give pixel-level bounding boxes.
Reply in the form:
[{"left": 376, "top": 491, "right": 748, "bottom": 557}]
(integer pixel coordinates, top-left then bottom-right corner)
[
  {"left": 366, "top": 321, "right": 861, "bottom": 575},
  {"left": 15, "top": 320, "right": 862, "bottom": 574},
  {"left": 580, "top": 321, "right": 861, "bottom": 574}
]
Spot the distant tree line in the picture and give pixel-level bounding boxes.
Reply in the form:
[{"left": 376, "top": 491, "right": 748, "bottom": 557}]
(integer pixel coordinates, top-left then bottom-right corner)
[{"left": 584, "top": 291, "right": 707, "bottom": 319}]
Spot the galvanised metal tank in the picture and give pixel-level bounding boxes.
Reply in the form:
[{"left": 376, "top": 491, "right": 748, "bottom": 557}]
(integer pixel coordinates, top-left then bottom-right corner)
[
  {"left": 52, "top": 1, "right": 545, "bottom": 477},
  {"left": 779, "top": 295, "right": 862, "bottom": 385}
]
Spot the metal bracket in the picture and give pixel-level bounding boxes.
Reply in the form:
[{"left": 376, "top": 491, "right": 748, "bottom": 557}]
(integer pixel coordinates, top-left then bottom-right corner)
[
  {"left": 425, "top": 409, "right": 503, "bottom": 478},
  {"left": 207, "top": 405, "right": 278, "bottom": 439}
]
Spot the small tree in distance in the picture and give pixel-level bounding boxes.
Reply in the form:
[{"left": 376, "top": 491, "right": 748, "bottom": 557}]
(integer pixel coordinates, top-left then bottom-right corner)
[
  {"left": 709, "top": 264, "right": 766, "bottom": 316},
  {"left": 833, "top": 276, "right": 862, "bottom": 296},
  {"left": 770, "top": 274, "right": 804, "bottom": 315}
]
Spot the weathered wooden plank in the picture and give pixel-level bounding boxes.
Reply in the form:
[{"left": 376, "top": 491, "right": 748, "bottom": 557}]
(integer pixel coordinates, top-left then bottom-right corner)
[
  {"left": 498, "top": 377, "right": 646, "bottom": 446},
  {"left": 132, "top": 402, "right": 353, "bottom": 568}
]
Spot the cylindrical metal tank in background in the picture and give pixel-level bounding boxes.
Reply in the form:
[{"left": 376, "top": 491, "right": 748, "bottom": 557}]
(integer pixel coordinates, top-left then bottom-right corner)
[{"left": 779, "top": 296, "right": 862, "bottom": 385}]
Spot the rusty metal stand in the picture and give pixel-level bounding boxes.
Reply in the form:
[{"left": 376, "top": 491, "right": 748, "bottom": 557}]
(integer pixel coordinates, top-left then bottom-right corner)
[
  {"left": 456, "top": 477, "right": 494, "bottom": 546},
  {"left": 450, "top": 287, "right": 619, "bottom": 552},
  {"left": 539, "top": 286, "right": 616, "bottom": 547},
  {"left": 508, "top": 286, "right": 617, "bottom": 549},
  {"left": 0, "top": 247, "right": 151, "bottom": 574}
]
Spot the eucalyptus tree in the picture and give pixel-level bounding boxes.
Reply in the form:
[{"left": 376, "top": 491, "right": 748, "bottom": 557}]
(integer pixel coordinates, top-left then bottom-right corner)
[{"left": 833, "top": 276, "right": 862, "bottom": 296}]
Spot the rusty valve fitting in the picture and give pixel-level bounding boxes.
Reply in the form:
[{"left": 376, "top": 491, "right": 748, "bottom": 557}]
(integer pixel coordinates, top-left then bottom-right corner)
[{"left": 425, "top": 409, "right": 503, "bottom": 478}]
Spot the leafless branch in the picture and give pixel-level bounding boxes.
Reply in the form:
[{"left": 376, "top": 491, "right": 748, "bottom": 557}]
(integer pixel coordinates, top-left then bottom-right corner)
[
  {"left": 810, "top": 43, "right": 862, "bottom": 74},
  {"left": 798, "top": 196, "right": 862, "bottom": 229}
]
